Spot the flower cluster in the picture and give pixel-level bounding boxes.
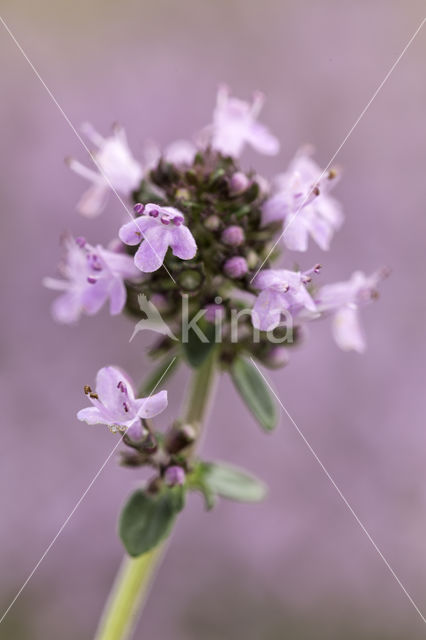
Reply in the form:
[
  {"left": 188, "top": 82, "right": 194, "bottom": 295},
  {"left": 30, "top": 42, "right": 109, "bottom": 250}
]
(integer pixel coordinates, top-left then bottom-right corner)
[{"left": 45, "top": 87, "right": 387, "bottom": 548}]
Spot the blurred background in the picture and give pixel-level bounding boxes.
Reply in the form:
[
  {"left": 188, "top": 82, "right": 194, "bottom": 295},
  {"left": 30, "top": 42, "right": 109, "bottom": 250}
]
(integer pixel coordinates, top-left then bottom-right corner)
[{"left": 1, "top": 1, "right": 426, "bottom": 638}]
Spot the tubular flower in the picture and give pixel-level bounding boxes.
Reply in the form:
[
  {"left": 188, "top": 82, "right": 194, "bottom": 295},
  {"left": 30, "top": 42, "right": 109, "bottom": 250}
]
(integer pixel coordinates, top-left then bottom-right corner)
[
  {"left": 77, "top": 366, "right": 167, "bottom": 437},
  {"left": 262, "top": 148, "right": 343, "bottom": 251},
  {"left": 68, "top": 123, "right": 143, "bottom": 217},
  {"left": 43, "top": 236, "right": 139, "bottom": 323},
  {"left": 315, "top": 269, "right": 388, "bottom": 353},
  {"left": 119, "top": 203, "right": 197, "bottom": 273},
  {"left": 209, "top": 85, "right": 280, "bottom": 157},
  {"left": 252, "top": 267, "right": 319, "bottom": 331}
]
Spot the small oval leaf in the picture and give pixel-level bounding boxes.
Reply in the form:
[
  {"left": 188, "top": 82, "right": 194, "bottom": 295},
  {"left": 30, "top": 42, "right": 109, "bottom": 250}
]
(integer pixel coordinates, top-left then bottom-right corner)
[
  {"left": 119, "top": 487, "right": 184, "bottom": 557},
  {"left": 230, "top": 357, "right": 277, "bottom": 431},
  {"left": 201, "top": 462, "right": 267, "bottom": 502}
]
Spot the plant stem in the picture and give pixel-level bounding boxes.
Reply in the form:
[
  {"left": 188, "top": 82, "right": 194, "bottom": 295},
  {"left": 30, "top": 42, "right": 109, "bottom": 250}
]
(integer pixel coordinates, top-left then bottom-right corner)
[
  {"left": 94, "top": 349, "right": 218, "bottom": 640},
  {"left": 94, "top": 546, "right": 164, "bottom": 640}
]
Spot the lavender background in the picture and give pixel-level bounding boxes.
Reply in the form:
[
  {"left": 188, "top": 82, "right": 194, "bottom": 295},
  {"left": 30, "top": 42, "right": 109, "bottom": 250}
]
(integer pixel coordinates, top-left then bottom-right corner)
[{"left": 1, "top": 2, "right": 426, "bottom": 638}]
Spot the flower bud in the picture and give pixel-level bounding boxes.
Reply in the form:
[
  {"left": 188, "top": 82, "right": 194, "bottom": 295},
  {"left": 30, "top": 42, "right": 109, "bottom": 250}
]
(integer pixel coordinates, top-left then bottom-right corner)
[
  {"left": 165, "top": 423, "right": 196, "bottom": 454},
  {"left": 246, "top": 249, "right": 259, "bottom": 269},
  {"left": 164, "top": 465, "right": 186, "bottom": 487},
  {"left": 261, "top": 346, "right": 289, "bottom": 369},
  {"left": 221, "top": 225, "right": 245, "bottom": 247},
  {"left": 204, "top": 215, "right": 221, "bottom": 231},
  {"left": 175, "top": 187, "right": 191, "bottom": 201},
  {"left": 224, "top": 256, "right": 248, "bottom": 279},
  {"left": 229, "top": 171, "right": 250, "bottom": 195},
  {"left": 204, "top": 303, "right": 225, "bottom": 324},
  {"left": 253, "top": 174, "right": 270, "bottom": 197}
]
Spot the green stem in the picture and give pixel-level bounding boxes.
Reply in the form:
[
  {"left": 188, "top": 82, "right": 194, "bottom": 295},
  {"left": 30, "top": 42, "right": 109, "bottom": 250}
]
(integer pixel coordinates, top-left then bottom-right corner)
[{"left": 94, "top": 349, "right": 218, "bottom": 640}]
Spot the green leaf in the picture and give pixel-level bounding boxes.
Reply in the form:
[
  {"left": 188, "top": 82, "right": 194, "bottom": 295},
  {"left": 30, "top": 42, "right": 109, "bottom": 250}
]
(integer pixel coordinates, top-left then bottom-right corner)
[
  {"left": 200, "top": 462, "right": 267, "bottom": 503},
  {"left": 230, "top": 357, "right": 278, "bottom": 431},
  {"left": 140, "top": 355, "right": 180, "bottom": 396},
  {"left": 119, "top": 487, "right": 184, "bottom": 557},
  {"left": 182, "top": 319, "right": 216, "bottom": 368}
]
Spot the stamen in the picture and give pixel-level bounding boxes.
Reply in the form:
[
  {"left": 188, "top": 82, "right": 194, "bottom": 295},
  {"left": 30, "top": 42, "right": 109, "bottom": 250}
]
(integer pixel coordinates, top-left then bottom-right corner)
[
  {"left": 75, "top": 236, "right": 86, "bottom": 248},
  {"left": 84, "top": 385, "right": 92, "bottom": 395},
  {"left": 172, "top": 216, "right": 184, "bottom": 226},
  {"left": 89, "top": 392, "right": 99, "bottom": 400},
  {"left": 87, "top": 276, "right": 97, "bottom": 284},
  {"left": 149, "top": 209, "right": 159, "bottom": 218},
  {"left": 123, "top": 402, "right": 129, "bottom": 413},
  {"left": 87, "top": 254, "right": 103, "bottom": 271},
  {"left": 117, "top": 381, "right": 128, "bottom": 394},
  {"left": 328, "top": 168, "right": 337, "bottom": 180},
  {"left": 134, "top": 203, "right": 145, "bottom": 214},
  {"left": 160, "top": 215, "right": 170, "bottom": 225}
]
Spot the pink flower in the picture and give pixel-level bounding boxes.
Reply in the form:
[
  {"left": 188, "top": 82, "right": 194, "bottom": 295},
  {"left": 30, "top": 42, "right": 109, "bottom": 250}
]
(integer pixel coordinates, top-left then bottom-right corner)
[
  {"left": 315, "top": 269, "right": 388, "bottom": 353},
  {"left": 119, "top": 204, "right": 197, "bottom": 273},
  {"left": 209, "top": 86, "right": 280, "bottom": 158},
  {"left": 262, "top": 148, "right": 343, "bottom": 251},
  {"left": 252, "top": 268, "right": 318, "bottom": 331},
  {"left": 77, "top": 366, "right": 167, "bottom": 436},
  {"left": 43, "top": 236, "right": 139, "bottom": 323},
  {"left": 68, "top": 123, "right": 142, "bottom": 217}
]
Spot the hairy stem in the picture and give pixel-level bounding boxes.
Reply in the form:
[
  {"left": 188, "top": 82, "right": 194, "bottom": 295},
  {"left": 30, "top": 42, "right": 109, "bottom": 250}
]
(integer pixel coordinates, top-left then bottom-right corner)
[{"left": 94, "top": 349, "right": 218, "bottom": 640}]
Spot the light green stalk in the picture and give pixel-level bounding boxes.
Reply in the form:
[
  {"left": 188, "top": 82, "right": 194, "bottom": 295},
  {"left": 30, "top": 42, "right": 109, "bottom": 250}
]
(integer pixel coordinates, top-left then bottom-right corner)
[{"left": 94, "top": 349, "right": 218, "bottom": 640}]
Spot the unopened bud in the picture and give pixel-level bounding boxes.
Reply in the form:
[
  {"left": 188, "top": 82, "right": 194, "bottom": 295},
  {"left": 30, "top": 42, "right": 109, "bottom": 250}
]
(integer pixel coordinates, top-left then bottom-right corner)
[
  {"left": 229, "top": 171, "right": 250, "bottom": 195},
  {"left": 261, "top": 346, "right": 289, "bottom": 369},
  {"left": 204, "top": 215, "right": 221, "bottom": 231},
  {"left": 204, "top": 303, "right": 225, "bottom": 324},
  {"left": 164, "top": 465, "right": 186, "bottom": 487},
  {"left": 165, "top": 423, "right": 196, "bottom": 454},
  {"left": 221, "top": 225, "right": 245, "bottom": 247},
  {"left": 224, "top": 256, "right": 248, "bottom": 279}
]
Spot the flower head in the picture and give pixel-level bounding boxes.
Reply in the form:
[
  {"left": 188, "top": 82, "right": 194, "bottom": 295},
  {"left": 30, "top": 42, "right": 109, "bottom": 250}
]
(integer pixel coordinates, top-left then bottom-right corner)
[
  {"left": 119, "top": 204, "right": 197, "bottom": 273},
  {"left": 68, "top": 123, "right": 142, "bottom": 217},
  {"left": 252, "top": 268, "right": 318, "bottom": 331},
  {"left": 77, "top": 366, "right": 168, "bottom": 436},
  {"left": 315, "top": 269, "right": 388, "bottom": 352},
  {"left": 43, "top": 236, "right": 139, "bottom": 323},
  {"left": 209, "top": 86, "right": 280, "bottom": 158},
  {"left": 262, "top": 148, "right": 343, "bottom": 251}
]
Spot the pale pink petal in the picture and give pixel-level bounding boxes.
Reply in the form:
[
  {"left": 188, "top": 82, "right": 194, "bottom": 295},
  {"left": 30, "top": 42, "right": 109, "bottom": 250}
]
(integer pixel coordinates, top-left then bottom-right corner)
[
  {"left": 77, "top": 183, "right": 109, "bottom": 218},
  {"left": 136, "top": 390, "right": 168, "bottom": 419},
  {"left": 134, "top": 225, "right": 170, "bottom": 272},
  {"left": 247, "top": 122, "right": 280, "bottom": 155},
  {"left": 81, "top": 281, "right": 109, "bottom": 315},
  {"left": 282, "top": 214, "right": 309, "bottom": 252},
  {"left": 119, "top": 216, "right": 156, "bottom": 246},
  {"left": 76, "top": 407, "right": 105, "bottom": 425},
  {"left": 252, "top": 290, "right": 283, "bottom": 331},
  {"left": 51, "top": 292, "right": 82, "bottom": 324},
  {"left": 332, "top": 306, "right": 366, "bottom": 353},
  {"left": 170, "top": 225, "right": 197, "bottom": 261},
  {"left": 109, "top": 278, "right": 126, "bottom": 315}
]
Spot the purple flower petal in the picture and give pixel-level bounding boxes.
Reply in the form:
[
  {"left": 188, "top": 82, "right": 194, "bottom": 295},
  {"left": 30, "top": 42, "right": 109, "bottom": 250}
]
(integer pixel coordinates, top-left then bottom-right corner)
[
  {"left": 134, "top": 225, "right": 171, "bottom": 272},
  {"left": 332, "top": 306, "right": 366, "bottom": 353},
  {"left": 109, "top": 278, "right": 126, "bottom": 315},
  {"left": 119, "top": 216, "right": 156, "bottom": 246},
  {"left": 170, "top": 225, "right": 197, "bottom": 261},
  {"left": 252, "top": 289, "right": 283, "bottom": 331},
  {"left": 77, "top": 407, "right": 105, "bottom": 425},
  {"left": 136, "top": 390, "right": 168, "bottom": 419}
]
